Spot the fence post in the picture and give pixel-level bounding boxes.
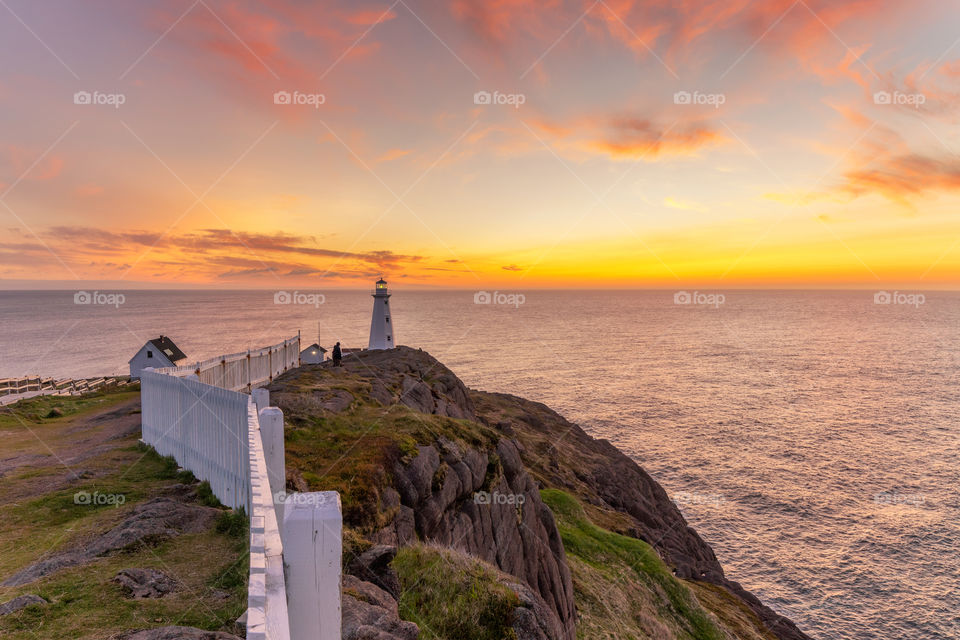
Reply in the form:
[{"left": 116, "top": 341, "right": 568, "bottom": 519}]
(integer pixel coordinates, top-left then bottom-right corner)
[
  {"left": 259, "top": 406, "right": 285, "bottom": 532},
  {"left": 283, "top": 492, "right": 342, "bottom": 640},
  {"left": 252, "top": 388, "right": 269, "bottom": 413}
]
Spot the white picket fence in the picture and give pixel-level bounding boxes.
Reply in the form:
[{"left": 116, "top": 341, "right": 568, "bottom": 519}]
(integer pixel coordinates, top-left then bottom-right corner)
[
  {"left": 140, "top": 371, "right": 253, "bottom": 511},
  {"left": 153, "top": 336, "right": 301, "bottom": 392},
  {"left": 139, "top": 337, "right": 341, "bottom": 640}
]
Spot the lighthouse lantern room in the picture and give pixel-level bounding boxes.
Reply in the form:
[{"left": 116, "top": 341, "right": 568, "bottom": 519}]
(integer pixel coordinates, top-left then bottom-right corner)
[{"left": 368, "top": 278, "right": 395, "bottom": 350}]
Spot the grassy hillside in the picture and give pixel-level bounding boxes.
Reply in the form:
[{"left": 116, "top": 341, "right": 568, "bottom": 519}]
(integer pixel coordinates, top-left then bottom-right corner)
[
  {"left": 0, "top": 390, "right": 247, "bottom": 639},
  {"left": 542, "top": 489, "right": 726, "bottom": 640},
  {"left": 542, "top": 489, "right": 775, "bottom": 640}
]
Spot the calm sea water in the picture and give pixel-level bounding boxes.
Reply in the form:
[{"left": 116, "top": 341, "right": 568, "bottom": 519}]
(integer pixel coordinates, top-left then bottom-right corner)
[{"left": 1, "top": 289, "right": 958, "bottom": 640}]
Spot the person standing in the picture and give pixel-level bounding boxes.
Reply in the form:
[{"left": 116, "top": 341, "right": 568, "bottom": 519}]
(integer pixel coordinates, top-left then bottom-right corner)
[{"left": 332, "top": 341, "right": 342, "bottom": 367}]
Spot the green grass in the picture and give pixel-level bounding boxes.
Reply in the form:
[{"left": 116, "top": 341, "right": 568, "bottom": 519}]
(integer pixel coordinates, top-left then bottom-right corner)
[
  {"left": 195, "top": 480, "right": 223, "bottom": 508},
  {"left": 1, "top": 530, "right": 247, "bottom": 639},
  {"left": 0, "top": 398, "right": 247, "bottom": 640},
  {"left": 274, "top": 375, "right": 500, "bottom": 532},
  {"left": 392, "top": 544, "right": 520, "bottom": 640},
  {"left": 0, "top": 389, "right": 138, "bottom": 428},
  {"left": 541, "top": 489, "right": 726, "bottom": 640},
  {"left": 215, "top": 510, "right": 248, "bottom": 538},
  {"left": 0, "top": 444, "right": 191, "bottom": 578}
]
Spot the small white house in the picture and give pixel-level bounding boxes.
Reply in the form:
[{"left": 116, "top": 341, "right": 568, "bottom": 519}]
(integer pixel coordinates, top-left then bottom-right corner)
[
  {"left": 129, "top": 336, "right": 188, "bottom": 379},
  {"left": 300, "top": 343, "right": 327, "bottom": 365}
]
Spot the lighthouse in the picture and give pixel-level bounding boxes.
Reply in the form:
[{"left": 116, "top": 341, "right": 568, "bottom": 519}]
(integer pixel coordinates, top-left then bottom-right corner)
[{"left": 368, "top": 278, "right": 395, "bottom": 350}]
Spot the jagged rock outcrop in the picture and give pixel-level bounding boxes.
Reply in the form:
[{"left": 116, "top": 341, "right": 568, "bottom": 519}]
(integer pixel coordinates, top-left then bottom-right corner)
[
  {"left": 3, "top": 498, "right": 218, "bottom": 587},
  {"left": 370, "top": 490, "right": 415, "bottom": 548},
  {"left": 347, "top": 545, "right": 402, "bottom": 599},
  {"left": 342, "top": 575, "right": 419, "bottom": 640},
  {"left": 113, "top": 568, "right": 179, "bottom": 598},
  {"left": 388, "top": 437, "right": 575, "bottom": 640},
  {"left": 500, "top": 578, "right": 567, "bottom": 640},
  {"left": 332, "top": 346, "right": 477, "bottom": 421}
]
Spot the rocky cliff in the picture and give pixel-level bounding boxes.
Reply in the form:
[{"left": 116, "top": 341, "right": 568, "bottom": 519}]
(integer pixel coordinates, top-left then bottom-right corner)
[
  {"left": 385, "top": 438, "right": 576, "bottom": 640},
  {"left": 471, "top": 390, "right": 811, "bottom": 640},
  {"left": 269, "top": 346, "right": 812, "bottom": 640}
]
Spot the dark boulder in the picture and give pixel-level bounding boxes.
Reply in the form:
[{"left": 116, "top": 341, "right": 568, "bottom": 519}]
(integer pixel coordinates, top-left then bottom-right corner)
[
  {"left": 342, "top": 575, "right": 419, "bottom": 640},
  {"left": 347, "top": 545, "right": 401, "bottom": 599},
  {"left": 0, "top": 594, "right": 46, "bottom": 616},
  {"left": 114, "top": 568, "right": 179, "bottom": 598}
]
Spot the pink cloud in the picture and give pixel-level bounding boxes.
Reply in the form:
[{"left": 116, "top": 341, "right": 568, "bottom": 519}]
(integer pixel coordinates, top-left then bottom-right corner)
[{"left": 5, "top": 146, "right": 64, "bottom": 182}]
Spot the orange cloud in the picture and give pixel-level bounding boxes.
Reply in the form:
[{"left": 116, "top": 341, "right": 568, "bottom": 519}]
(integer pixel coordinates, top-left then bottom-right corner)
[
  {"left": 587, "top": 117, "right": 726, "bottom": 160},
  {"left": 0, "top": 226, "right": 440, "bottom": 284},
  {"left": 773, "top": 105, "right": 960, "bottom": 206},
  {"left": 533, "top": 114, "right": 726, "bottom": 161},
  {"left": 376, "top": 148, "right": 412, "bottom": 163},
  {"left": 450, "top": 0, "right": 559, "bottom": 44},
  {"left": 448, "top": 0, "right": 895, "bottom": 81},
  {"left": 895, "top": 60, "right": 960, "bottom": 121},
  {"left": 841, "top": 154, "right": 960, "bottom": 204},
  {"left": 144, "top": 0, "right": 398, "bottom": 97}
]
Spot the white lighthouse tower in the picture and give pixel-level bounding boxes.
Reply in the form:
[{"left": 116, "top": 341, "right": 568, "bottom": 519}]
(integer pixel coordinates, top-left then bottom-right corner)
[{"left": 368, "top": 277, "right": 395, "bottom": 350}]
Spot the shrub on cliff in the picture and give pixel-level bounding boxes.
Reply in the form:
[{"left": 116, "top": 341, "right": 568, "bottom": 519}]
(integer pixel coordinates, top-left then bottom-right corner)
[{"left": 391, "top": 544, "right": 520, "bottom": 640}]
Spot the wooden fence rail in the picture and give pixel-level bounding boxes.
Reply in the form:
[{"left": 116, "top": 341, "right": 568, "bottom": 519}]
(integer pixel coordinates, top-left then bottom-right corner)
[{"left": 153, "top": 336, "right": 300, "bottom": 392}]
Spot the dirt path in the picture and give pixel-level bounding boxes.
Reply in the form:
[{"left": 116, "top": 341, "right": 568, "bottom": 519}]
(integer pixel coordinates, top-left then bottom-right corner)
[{"left": 0, "top": 395, "right": 142, "bottom": 505}]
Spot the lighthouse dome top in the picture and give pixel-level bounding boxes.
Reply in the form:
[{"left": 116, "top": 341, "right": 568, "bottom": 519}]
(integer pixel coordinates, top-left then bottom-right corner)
[{"left": 372, "top": 278, "right": 390, "bottom": 296}]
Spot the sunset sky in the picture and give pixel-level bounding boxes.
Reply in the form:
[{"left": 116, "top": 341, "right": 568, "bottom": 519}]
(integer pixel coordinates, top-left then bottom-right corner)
[{"left": 2, "top": 0, "right": 960, "bottom": 289}]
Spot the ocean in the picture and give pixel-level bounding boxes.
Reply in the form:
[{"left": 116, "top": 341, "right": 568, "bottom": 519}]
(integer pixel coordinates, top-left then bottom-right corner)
[{"left": 1, "top": 289, "right": 957, "bottom": 639}]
